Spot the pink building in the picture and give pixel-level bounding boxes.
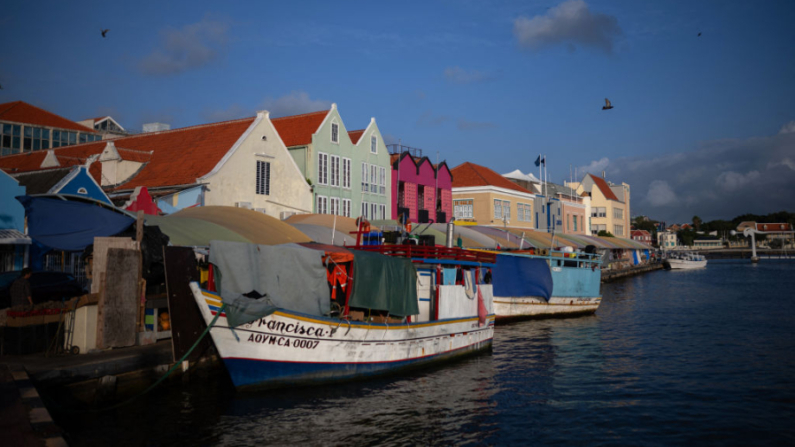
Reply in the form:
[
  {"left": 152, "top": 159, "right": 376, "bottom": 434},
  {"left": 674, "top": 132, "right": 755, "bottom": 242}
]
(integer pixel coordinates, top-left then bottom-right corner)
[{"left": 391, "top": 151, "right": 452, "bottom": 223}]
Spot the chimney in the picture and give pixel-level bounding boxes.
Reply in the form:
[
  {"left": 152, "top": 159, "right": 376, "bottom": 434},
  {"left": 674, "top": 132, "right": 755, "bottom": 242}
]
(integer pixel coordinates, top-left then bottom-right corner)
[{"left": 602, "top": 171, "right": 606, "bottom": 179}]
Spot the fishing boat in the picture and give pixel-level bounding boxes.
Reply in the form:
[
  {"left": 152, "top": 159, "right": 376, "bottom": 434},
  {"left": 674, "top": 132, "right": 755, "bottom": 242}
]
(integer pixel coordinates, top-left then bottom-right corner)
[
  {"left": 191, "top": 240, "right": 496, "bottom": 389},
  {"left": 489, "top": 246, "right": 603, "bottom": 321},
  {"left": 663, "top": 252, "right": 707, "bottom": 269}
]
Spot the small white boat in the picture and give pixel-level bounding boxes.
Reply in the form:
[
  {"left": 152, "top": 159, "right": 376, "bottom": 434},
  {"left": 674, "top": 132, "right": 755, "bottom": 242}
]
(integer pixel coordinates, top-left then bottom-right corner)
[
  {"left": 191, "top": 241, "right": 496, "bottom": 389},
  {"left": 664, "top": 252, "right": 707, "bottom": 269}
]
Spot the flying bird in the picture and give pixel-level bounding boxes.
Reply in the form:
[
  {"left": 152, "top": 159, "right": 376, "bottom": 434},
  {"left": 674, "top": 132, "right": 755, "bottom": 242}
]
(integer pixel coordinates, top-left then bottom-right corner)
[
  {"left": 602, "top": 98, "right": 613, "bottom": 110},
  {"left": 101, "top": 29, "right": 109, "bottom": 38},
  {"left": 698, "top": 32, "right": 702, "bottom": 37}
]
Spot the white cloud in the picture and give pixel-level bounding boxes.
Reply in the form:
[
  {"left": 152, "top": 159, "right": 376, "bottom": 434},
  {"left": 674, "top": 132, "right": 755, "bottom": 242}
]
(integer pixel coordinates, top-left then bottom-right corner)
[
  {"left": 779, "top": 121, "right": 795, "bottom": 134},
  {"left": 715, "top": 170, "right": 760, "bottom": 192},
  {"left": 645, "top": 180, "right": 677, "bottom": 207},
  {"left": 139, "top": 16, "right": 229, "bottom": 75},
  {"left": 261, "top": 91, "right": 331, "bottom": 118},
  {"left": 577, "top": 157, "right": 610, "bottom": 177},
  {"left": 513, "top": 0, "right": 622, "bottom": 54},
  {"left": 200, "top": 104, "right": 248, "bottom": 123},
  {"left": 444, "top": 66, "right": 494, "bottom": 84},
  {"left": 767, "top": 158, "right": 795, "bottom": 171}
]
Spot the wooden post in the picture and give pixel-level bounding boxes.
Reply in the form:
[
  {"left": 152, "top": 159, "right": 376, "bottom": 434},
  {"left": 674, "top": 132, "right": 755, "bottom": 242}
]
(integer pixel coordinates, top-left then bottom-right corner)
[{"left": 136, "top": 210, "right": 144, "bottom": 250}]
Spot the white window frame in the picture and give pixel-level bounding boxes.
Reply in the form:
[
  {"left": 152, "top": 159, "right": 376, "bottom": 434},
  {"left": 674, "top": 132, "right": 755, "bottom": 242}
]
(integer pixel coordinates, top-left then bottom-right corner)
[
  {"left": 256, "top": 160, "right": 270, "bottom": 195},
  {"left": 379, "top": 204, "right": 386, "bottom": 220},
  {"left": 342, "top": 199, "right": 351, "bottom": 217},
  {"left": 502, "top": 201, "right": 511, "bottom": 220},
  {"left": 361, "top": 163, "right": 368, "bottom": 192},
  {"left": 330, "top": 197, "right": 340, "bottom": 215},
  {"left": 317, "top": 196, "right": 328, "bottom": 214},
  {"left": 614, "top": 208, "right": 623, "bottom": 219},
  {"left": 318, "top": 152, "right": 328, "bottom": 185},
  {"left": 342, "top": 158, "right": 351, "bottom": 189},
  {"left": 361, "top": 201, "right": 369, "bottom": 219},
  {"left": 379, "top": 167, "right": 386, "bottom": 195},
  {"left": 517, "top": 203, "right": 524, "bottom": 222},
  {"left": 370, "top": 135, "right": 377, "bottom": 154},
  {"left": 331, "top": 121, "right": 339, "bottom": 144},
  {"left": 371, "top": 203, "right": 377, "bottom": 220},
  {"left": 370, "top": 165, "right": 378, "bottom": 193},
  {"left": 330, "top": 155, "right": 340, "bottom": 187},
  {"left": 494, "top": 199, "right": 502, "bottom": 219}
]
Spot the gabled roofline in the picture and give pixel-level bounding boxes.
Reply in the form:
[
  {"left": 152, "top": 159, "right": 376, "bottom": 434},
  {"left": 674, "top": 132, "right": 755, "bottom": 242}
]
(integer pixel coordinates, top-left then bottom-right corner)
[
  {"left": 198, "top": 113, "right": 265, "bottom": 182},
  {"left": 313, "top": 103, "right": 337, "bottom": 140},
  {"left": 353, "top": 117, "right": 376, "bottom": 147}
]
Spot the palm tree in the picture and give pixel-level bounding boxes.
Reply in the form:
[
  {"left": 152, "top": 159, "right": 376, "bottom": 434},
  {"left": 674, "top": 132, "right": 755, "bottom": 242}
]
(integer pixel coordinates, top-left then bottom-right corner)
[{"left": 692, "top": 215, "right": 702, "bottom": 232}]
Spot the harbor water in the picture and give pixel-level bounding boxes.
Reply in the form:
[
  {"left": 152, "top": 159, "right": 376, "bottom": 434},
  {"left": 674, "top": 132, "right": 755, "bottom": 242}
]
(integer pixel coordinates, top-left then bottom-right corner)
[{"left": 51, "top": 261, "right": 795, "bottom": 446}]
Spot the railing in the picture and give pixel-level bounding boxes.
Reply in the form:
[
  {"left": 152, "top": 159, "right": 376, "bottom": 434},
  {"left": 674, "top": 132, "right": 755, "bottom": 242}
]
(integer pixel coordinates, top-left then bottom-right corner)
[
  {"left": 354, "top": 245, "right": 497, "bottom": 264},
  {"left": 387, "top": 144, "right": 423, "bottom": 158}
]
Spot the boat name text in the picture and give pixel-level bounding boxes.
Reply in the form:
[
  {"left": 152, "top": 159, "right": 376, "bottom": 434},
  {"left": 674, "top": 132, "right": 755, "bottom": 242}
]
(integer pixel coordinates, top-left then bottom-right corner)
[
  {"left": 257, "top": 319, "right": 331, "bottom": 338},
  {"left": 247, "top": 333, "right": 320, "bottom": 349}
]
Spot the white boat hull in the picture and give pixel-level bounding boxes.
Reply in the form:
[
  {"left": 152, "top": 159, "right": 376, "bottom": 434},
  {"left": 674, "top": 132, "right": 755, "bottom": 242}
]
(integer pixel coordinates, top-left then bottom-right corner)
[
  {"left": 191, "top": 283, "right": 494, "bottom": 389},
  {"left": 494, "top": 295, "right": 601, "bottom": 320},
  {"left": 666, "top": 258, "right": 707, "bottom": 269}
]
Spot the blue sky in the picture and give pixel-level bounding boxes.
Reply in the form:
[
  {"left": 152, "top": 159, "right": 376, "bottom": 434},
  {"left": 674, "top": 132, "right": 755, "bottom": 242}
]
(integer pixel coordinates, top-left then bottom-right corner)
[{"left": 1, "top": 0, "right": 794, "bottom": 224}]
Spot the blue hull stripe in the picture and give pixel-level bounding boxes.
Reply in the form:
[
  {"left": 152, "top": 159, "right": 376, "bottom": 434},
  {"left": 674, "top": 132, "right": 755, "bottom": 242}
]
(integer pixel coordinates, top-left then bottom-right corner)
[{"left": 223, "top": 339, "right": 493, "bottom": 389}]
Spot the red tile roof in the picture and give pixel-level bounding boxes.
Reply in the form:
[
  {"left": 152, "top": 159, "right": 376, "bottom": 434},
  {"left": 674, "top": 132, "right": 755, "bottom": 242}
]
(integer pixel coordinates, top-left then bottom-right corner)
[
  {"left": 0, "top": 101, "right": 97, "bottom": 133},
  {"left": 588, "top": 174, "right": 620, "bottom": 201},
  {"left": 0, "top": 117, "right": 256, "bottom": 190},
  {"left": 271, "top": 110, "right": 328, "bottom": 147},
  {"left": 348, "top": 129, "right": 364, "bottom": 144},
  {"left": 451, "top": 162, "right": 533, "bottom": 194}
]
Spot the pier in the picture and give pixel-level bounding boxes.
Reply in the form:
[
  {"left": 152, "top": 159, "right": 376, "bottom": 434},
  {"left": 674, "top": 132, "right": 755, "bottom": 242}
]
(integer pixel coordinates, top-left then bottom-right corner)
[{"left": 601, "top": 263, "right": 664, "bottom": 282}]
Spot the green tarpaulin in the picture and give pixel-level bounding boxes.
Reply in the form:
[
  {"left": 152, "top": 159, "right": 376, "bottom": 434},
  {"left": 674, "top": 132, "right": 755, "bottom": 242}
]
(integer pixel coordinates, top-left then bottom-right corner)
[{"left": 349, "top": 250, "right": 419, "bottom": 317}]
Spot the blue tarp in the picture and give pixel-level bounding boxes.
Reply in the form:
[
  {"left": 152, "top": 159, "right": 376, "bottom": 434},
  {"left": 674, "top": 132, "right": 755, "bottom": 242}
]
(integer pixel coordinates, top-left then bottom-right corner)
[
  {"left": 492, "top": 254, "right": 553, "bottom": 300},
  {"left": 16, "top": 196, "right": 135, "bottom": 251}
]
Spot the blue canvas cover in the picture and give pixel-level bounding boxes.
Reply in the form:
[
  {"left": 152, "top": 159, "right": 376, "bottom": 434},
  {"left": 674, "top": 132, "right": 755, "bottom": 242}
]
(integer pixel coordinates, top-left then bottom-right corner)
[
  {"left": 492, "top": 254, "right": 553, "bottom": 300},
  {"left": 16, "top": 195, "right": 135, "bottom": 251}
]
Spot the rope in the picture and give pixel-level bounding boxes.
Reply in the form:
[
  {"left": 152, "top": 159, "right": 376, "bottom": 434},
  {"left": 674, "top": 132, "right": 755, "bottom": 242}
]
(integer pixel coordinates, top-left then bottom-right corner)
[{"left": 55, "top": 303, "right": 226, "bottom": 413}]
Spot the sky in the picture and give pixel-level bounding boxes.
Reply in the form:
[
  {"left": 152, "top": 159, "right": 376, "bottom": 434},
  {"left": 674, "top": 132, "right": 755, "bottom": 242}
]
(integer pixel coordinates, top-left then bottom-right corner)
[{"left": 1, "top": 0, "right": 794, "bottom": 224}]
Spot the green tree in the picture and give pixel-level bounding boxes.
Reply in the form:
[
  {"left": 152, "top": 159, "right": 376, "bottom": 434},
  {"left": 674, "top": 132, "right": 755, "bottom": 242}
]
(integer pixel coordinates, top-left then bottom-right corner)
[
  {"left": 692, "top": 215, "right": 702, "bottom": 232},
  {"left": 597, "top": 230, "right": 615, "bottom": 237}
]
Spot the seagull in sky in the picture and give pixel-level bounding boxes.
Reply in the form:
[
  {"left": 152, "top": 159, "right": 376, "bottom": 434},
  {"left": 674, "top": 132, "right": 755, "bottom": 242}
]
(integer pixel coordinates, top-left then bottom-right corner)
[
  {"left": 602, "top": 98, "right": 613, "bottom": 110},
  {"left": 698, "top": 32, "right": 702, "bottom": 37},
  {"left": 101, "top": 29, "right": 109, "bottom": 38}
]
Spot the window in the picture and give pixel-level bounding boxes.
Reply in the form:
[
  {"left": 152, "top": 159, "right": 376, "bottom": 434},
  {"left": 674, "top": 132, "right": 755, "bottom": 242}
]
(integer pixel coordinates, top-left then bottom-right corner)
[
  {"left": 330, "top": 197, "right": 340, "bottom": 215},
  {"left": 331, "top": 122, "right": 339, "bottom": 143},
  {"left": 614, "top": 208, "right": 623, "bottom": 219},
  {"left": 371, "top": 135, "right": 377, "bottom": 154},
  {"left": 454, "top": 200, "right": 473, "bottom": 219},
  {"left": 503, "top": 201, "right": 511, "bottom": 220},
  {"left": 362, "top": 163, "right": 369, "bottom": 192},
  {"left": 591, "top": 224, "right": 606, "bottom": 235},
  {"left": 370, "top": 165, "right": 377, "bottom": 193},
  {"left": 494, "top": 200, "right": 502, "bottom": 219},
  {"left": 361, "top": 201, "right": 369, "bottom": 219},
  {"left": 517, "top": 204, "right": 524, "bottom": 221},
  {"left": 574, "top": 215, "right": 578, "bottom": 231},
  {"left": 23, "top": 127, "right": 32, "bottom": 151},
  {"left": 342, "top": 158, "right": 351, "bottom": 189},
  {"left": 524, "top": 204, "right": 532, "bottom": 222},
  {"left": 342, "top": 199, "right": 351, "bottom": 217},
  {"left": 371, "top": 203, "right": 377, "bottom": 220},
  {"left": 592, "top": 207, "right": 606, "bottom": 218},
  {"left": 318, "top": 153, "right": 328, "bottom": 185},
  {"left": 317, "top": 196, "right": 328, "bottom": 214},
  {"left": 379, "top": 167, "right": 386, "bottom": 195},
  {"left": 256, "top": 160, "right": 270, "bottom": 195},
  {"left": 614, "top": 225, "right": 624, "bottom": 236},
  {"left": 330, "top": 155, "right": 340, "bottom": 187},
  {"left": 379, "top": 204, "right": 386, "bottom": 220}
]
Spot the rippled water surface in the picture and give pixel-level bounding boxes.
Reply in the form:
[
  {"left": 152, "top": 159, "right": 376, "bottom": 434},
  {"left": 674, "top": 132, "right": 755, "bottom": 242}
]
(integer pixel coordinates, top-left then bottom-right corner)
[{"left": 53, "top": 261, "right": 795, "bottom": 446}]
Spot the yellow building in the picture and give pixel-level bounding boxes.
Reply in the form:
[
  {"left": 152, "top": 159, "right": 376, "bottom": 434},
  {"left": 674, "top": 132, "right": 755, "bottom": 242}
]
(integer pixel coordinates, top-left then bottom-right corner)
[
  {"left": 571, "top": 173, "right": 630, "bottom": 237},
  {"left": 451, "top": 162, "right": 536, "bottom": 229}
]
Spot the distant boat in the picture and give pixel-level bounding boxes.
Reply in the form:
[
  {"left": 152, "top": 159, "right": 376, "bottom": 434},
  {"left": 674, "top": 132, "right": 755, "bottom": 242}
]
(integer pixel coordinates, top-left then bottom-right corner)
[
  {"left": 602, "top": 98, "right": 613, "bottom": 110},
  {"left": 663, "top": 252, "right": 707, "bottom": 269}
]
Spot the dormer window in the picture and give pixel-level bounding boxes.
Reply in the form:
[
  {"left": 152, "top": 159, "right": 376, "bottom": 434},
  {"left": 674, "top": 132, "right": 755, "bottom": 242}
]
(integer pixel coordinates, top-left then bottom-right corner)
[
  {"left": 331, "top": 122, "right": 339, "bottom": 143},
  {"left": 370, "top": 135, "right": 377, "bottom": 154}
]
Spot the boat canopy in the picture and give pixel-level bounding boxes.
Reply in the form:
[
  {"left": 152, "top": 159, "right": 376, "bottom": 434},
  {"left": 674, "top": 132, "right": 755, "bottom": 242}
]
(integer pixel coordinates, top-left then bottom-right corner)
[
  {"left": 348, "top": 249, "right": 419, "bottom": 317},
  {"left": 209, "top": 240, "right": 330, "bottom": 327},
  {"left": 492, "top": 254, "right": 553, "bottom": 300}
]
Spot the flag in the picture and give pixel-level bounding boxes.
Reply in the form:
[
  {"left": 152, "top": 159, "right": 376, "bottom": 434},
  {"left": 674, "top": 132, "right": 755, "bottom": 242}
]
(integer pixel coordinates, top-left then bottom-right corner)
[{"left": 534, "top": 155, "right": 545, "bottom": 167}]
